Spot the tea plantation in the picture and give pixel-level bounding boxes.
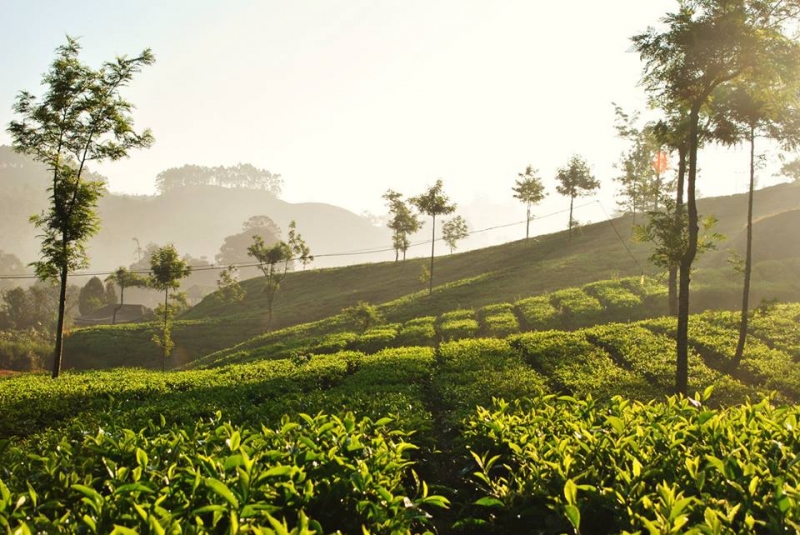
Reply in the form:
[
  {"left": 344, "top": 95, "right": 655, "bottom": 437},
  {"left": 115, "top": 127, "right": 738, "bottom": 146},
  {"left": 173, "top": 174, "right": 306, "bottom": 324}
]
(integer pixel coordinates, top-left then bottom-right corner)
[{"left": 2, "top": 301, "right": 800, "bottom": 533}]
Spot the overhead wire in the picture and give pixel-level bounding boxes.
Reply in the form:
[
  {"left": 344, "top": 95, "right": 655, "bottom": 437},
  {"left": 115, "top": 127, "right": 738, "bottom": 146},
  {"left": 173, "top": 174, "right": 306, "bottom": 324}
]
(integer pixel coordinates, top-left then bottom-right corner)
[{"left": 0, "top": 200, "right": 609, "bottom": 281}]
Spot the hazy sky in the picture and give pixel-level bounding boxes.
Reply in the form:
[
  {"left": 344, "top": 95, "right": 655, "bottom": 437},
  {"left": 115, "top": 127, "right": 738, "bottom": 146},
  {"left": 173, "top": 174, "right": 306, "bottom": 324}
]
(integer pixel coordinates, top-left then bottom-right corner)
[{"left": 0, "top": 1, "right": 786, "bottom": 233}]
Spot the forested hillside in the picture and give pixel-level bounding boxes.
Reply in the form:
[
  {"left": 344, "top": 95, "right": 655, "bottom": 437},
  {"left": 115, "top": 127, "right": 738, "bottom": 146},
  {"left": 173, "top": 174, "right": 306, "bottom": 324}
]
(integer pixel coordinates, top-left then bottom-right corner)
[{"left": 0, "top": 147, "right": 389, "bottom": 272}]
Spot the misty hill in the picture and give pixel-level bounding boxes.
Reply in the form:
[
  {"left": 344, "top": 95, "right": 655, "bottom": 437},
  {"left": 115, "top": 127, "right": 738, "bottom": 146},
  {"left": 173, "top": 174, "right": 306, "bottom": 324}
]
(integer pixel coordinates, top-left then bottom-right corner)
[
  {"left": 62, "top": 180, "right": 800, "bottom": 370},
  {"left": 0, "top": 147, "right": 390, "bottom": 276}
]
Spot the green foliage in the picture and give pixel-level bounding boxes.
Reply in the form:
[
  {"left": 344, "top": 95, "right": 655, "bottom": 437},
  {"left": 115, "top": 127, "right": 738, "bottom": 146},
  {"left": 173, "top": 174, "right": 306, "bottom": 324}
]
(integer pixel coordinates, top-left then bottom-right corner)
[
  {"left": 0, "top": 330, "right": 51, "bottom": 371},
  {"left": 479, "top": 304, "right": 519, "bottom": 338},
  {"left": 633, "top": 199, "right": 724, "bottom": 272},
  {"left": 383, "top": 190, "right": 422, "bottom": 261},
  {"left": 555, "top": 155, "right": 599, "bottom": 239},
  {"left": 0, "top": 411, "right": 446, "bottom": 534},
  {"left": 396, "top": 316, "right": 437, "bottom": 346},
  {"left": 463, "top": 394, "right": 800, "bottom": 534},
  {"left": 287, "top": 220, "right": 313, "bottom": 270},
  {"left": 513, "top": 165, "right": 547, "bottom": 240},
  {"left": 149, "top": 245, "right": 192, "bottom": 361},
  {"left": 550, "top": 287, "right": 603, "bottom": 328},
  {"left": 435, "top": 338, "right": 545, "bottom": 428},
  {"left": 439, "top": 319, "right": 479, "bottom": 341},
  {"left": 442, "top": 215, "right": 469, "bottom": 254},
  {"left": 354, "top": 325, "right": 399, "bottom": 354},
  {"left": 583, "top": 279, "right": 643, "bottom": 319},
  {"left": 7, "top": 37, "right": 155, "bottom": 378},
  {"left": 511, "top": 330, "right": 649, "bottom": 399},
  {"left": 514, "top": 296, "right": 559, "bottom": 330},
  {"left": 215, "top": 265, "right": 245, "bottom": 305},
  {"left": 342, "top": 301, "right": 384, "bottom": 332},
  {"left": 410, "top": 179, "right": 457, "bottom": 294},
  {"left": 248, "top": 234, "right": 293, "bottom": 324},
  {"left": 312, "top": 331, "right": 358, "bottom": 355},
  {"left": 78, "top": 276, "right": 108, "bottom": 315}
]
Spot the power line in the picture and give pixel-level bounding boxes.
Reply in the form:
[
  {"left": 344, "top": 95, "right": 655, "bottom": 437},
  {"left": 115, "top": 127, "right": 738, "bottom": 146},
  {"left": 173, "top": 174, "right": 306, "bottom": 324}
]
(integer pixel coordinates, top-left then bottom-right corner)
[
  {"left": 594, "top": 200, "right": 645, "bottom": 274},
  {"left": 0, "top": 200, "right": 602, "bottom": 281}
]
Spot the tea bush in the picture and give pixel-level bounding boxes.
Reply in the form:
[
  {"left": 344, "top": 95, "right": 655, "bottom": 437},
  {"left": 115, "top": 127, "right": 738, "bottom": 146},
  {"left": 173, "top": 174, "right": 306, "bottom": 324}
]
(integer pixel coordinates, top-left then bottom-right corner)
[
  {"left": 462, "top": 394, "right": 800, "bottom": 534},
  {"left": 0, "top": 411, "right": 447, "bottom": 534},
  {"left": 550, "top": 288, "right": 603, "bottom": 328},
  {"left": 514, "top": 296, "right": 559, "bottom": 330}
]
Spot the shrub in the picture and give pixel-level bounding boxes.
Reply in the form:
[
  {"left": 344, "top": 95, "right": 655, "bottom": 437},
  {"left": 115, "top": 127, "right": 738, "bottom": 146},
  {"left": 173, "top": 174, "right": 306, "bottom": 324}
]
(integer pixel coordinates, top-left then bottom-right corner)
[
  {"left": 312, "top": 331, "right": 358, "bottom": 354},
  {"left": 353, "top": 325, "right": 398, "bottom": 353},
  {"left": 397, "top": 317, "right": 437, "bottom": 346},
  {"left": 515, "top": 296, "right": 559, "bottom": 330},
  {"left": 463, "top": 394, "right": 800, "bottom": 535},
  {"left": 482, "top": 312, "right": 520, "bottom": 338},
  {"left": 0, "top": 411, "right": 447, "bottom": 534},
  {"left": 550, "top": 288, "right": 603, "bottom": 328},
  {"left": 341, "top": 301, "right": 384, "bottom": 332},
  {"left": 439, "top": 309, "right": 475, "bottom": 323},
  {"left": 439, "top": 318, "right": 479, "bottom": 341},
  {"left": 582, "top": 280, "right": 642, "bottom": 319}
]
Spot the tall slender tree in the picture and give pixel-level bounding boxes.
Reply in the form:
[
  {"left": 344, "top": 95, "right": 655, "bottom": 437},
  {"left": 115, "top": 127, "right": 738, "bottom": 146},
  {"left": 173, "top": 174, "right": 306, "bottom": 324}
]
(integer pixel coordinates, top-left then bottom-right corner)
[
  {"left": 383, "top": 190, "right": 422, "bottom": 261},
  {"left": 7, "top": 37, "right": 154, "bottom": 378},
  {"left": 512, "top": 166, "right": 546, "bottom": 241},
  {"left": 410, "top": 180, "right": 456, "bottom": 295},
  {"left": 555, "top": 155, "right": 599, "bottom": 241},
  {"left": 714, "top": 84, "right": 800, "bottom": 370},
  {"left": 633, "top": 0, "right": 800, "bottom": 395},
  {"left": 149, "top": 245, "right": 191, "bottom": 370},
  {"left": 247, "top": 236, "right": 293, "bottom": 326}
]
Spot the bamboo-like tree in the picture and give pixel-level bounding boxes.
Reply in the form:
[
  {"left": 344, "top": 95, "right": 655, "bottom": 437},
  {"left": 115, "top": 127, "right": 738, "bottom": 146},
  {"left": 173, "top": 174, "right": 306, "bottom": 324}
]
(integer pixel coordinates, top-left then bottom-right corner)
[
  {"left": 7, "top": 37, "right": 154, "bottom": 378},
  {"left": 383, "top": 190, "right": 422, "bottom": 261},
  {"left": 512, "top": 166, "right": 546, "bottom": 240},
  {"left": 555, "top": 155, "right": 599, "bottom": 241},
  {"left": 149, "top": 245, "right": 191, "bottom": 369},
  {"left": 633, "top": 0, "right": 800, "bottom": 395},
  {"left": 410, "top": 180, "right": 456, "bottom": 295}
]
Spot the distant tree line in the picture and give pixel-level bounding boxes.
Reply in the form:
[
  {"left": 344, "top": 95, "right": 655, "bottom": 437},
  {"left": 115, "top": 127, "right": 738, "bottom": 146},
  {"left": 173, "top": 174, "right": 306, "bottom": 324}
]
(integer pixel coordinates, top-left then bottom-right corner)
[{"left": 155, "top": 164, "right": 282, "bottom": 196}]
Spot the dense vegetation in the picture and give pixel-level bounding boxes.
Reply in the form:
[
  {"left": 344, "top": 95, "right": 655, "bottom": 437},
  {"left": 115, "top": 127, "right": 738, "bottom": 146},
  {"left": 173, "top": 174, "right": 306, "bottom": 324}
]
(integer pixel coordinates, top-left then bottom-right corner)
[{"left": 2, "top": 304, "right": 800, "bottom": 532}]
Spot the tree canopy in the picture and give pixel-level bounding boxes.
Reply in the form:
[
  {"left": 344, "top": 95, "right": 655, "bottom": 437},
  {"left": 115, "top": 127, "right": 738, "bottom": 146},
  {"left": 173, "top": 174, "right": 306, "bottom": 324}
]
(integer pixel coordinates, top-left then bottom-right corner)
[
  {"left": 155, "top": 164, "right": 282, "bottom": 196},
  {"left": 7, "top": 36, "right": 154, "bottom": 378}
]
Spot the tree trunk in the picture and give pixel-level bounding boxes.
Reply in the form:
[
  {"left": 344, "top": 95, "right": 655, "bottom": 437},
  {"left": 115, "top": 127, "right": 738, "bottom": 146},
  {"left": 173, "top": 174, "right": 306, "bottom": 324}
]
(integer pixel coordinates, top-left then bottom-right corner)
[
  {"left": 732, "top": 125, "right": 756, "bottom": 370},
  {"left": 112, "top": 284, "right": 124, "bottom": 325},
  {"left": 568, "top": 196, "right": 574, "bottom": 242},
  {"left": 676, "top": 107, "right": 701, "bottom": 396},
  {"left": 162, "top": 288, "right": 168, "bottom": 372},
  {"left": 429, "top": 215, "right": 436, "bottom": 295},
  {"left": 668, "top": 144, "right": 687, "bottom": 317},
  {"left": 52, "top": 260, "right": 69, "bottom": 379},
  {"left": 525, "top": 204, "right": 531, "bottom": 240}
]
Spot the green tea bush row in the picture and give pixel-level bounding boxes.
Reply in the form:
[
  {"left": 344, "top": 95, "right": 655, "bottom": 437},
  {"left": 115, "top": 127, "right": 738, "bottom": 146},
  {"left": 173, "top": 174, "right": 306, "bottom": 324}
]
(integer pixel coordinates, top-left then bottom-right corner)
[
  {"left": 645, "top": 313, "right": 800, "bottom": 402},
  {"left": 514, "top": 296, "right": 559, "bottom": 330},
  {"left": 354, "top": 325, "right": 399, "bottom": 354},
  {"left": 434, "top": 339, "right": 545, "bottom": 428},
  {"left": 439, "top": 319, "right": 479, "bottom": 341},
  {"left": 0, "top": 412, "right": 447, "bottom": 534},
  {"left": 396, "top": 317, "right": 437, "bottom": 347},
  {"left": 585, "top": 323, "right": 752, "bottom": 405},
  {"left": 462, "top": 393, "right": 800, "bottom": 534},
  {"left": 510, "top": 330, "right": 649, "bottom": 399},
  {"left": 550, "top": 288, "right": 603, "bottom": 328},
  {"left": 583, "top": 280, "right": 642, "bottom": 317}
]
